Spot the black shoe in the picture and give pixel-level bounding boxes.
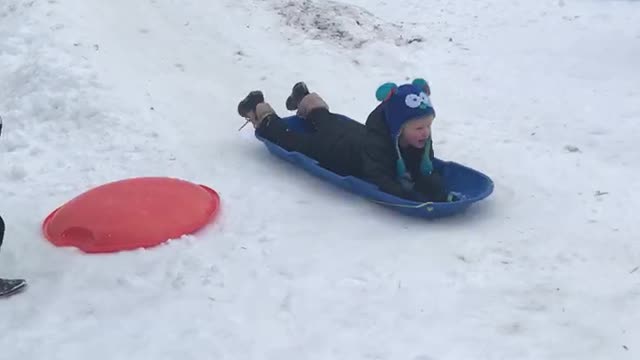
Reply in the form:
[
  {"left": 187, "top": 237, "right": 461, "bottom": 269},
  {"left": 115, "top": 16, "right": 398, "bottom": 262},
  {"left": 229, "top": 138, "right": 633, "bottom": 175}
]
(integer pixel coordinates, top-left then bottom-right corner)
[
  {"left": 237, "top": 90, "right": 265, "bottom": 118},
  {"left": 285, "top": 82, "right": 310, "bottom": 111},
  {"left": 0, "top": 278, "right": 27, "bottom": 297}
]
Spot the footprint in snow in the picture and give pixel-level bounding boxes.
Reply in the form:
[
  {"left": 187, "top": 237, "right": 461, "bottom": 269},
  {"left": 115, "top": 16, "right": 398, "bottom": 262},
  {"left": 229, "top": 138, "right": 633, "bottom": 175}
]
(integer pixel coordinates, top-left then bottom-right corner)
[
  {"left": 8, "top": 166, "right": 27, "bottom": 181},
  {"left": 564, "top": 145, "right": 581, "bottom": 153}
]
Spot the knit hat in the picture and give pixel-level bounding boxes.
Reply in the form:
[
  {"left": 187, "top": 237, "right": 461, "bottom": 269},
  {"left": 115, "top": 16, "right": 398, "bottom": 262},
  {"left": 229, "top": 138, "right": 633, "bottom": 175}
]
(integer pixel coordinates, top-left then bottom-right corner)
[{"left": 375, "top": 78, "right": 436, "bottom": 188}]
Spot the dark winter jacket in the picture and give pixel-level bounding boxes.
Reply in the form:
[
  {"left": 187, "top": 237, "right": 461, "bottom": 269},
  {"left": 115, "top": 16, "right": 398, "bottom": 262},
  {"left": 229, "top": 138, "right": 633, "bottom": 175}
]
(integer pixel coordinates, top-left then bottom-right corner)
[{"left": 360, "top": 104, "right": 446, "bottom": 202}]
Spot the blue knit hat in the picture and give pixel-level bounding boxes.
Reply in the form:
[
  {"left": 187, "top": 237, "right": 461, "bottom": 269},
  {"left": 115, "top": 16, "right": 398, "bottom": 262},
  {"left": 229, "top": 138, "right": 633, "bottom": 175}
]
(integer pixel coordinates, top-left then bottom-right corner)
[{"left": 375, "top": 78, "right": 436, "bottom": 188}]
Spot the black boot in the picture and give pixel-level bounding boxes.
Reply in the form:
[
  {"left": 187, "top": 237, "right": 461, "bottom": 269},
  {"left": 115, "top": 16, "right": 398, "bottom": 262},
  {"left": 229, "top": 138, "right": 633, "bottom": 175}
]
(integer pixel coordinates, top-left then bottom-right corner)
[
  {"left": 285, "top": 82, "right": 310, "bottom": 111},
  {"left": 237, "top": 90, "right": 265, "bottom": 118},
  {"left": 237, "top": 91, "right": 265, "bottom": 130},
  {"left": 0, "top": 278, "right": 27, "bottom": 297}
]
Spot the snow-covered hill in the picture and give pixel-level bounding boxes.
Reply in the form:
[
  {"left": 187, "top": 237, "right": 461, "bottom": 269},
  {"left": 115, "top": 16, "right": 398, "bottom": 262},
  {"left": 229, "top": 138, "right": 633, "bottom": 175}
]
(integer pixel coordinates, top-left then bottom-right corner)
[{"left": 1, "top": 0, "right": 639, "bottom": 358}]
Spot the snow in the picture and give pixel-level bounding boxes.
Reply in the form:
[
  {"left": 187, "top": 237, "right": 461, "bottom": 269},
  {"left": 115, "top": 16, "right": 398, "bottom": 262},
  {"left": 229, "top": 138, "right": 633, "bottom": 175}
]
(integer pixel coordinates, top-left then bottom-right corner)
[{"left": 1, "top": 0, "right": 639, "bottom": 358}]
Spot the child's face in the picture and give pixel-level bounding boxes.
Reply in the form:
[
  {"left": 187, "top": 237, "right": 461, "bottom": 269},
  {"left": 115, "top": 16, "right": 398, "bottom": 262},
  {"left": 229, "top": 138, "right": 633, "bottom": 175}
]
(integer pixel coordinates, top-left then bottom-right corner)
[{"left": 399, "top": 115, "right": 434, "bottom": 148}]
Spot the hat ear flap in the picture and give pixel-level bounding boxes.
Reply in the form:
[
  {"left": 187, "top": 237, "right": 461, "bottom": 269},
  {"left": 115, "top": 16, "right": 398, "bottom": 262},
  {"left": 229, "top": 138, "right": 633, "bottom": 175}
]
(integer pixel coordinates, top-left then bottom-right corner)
[
  {"left": 412, "top": 78, "right": 431, "bottom": 96},
  {"left": 376, "top": 82, "right": 398, "bottom": 102}
]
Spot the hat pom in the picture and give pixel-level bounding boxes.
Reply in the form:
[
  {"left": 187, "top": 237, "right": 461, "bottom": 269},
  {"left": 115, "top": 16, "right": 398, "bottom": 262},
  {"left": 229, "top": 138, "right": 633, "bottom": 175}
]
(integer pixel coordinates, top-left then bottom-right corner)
[
  {"left": 412, "top": 78, "right": 431, "bottom": 96},
  {"left": 376, "top": 82, "right": 397, "bottom": 102}
]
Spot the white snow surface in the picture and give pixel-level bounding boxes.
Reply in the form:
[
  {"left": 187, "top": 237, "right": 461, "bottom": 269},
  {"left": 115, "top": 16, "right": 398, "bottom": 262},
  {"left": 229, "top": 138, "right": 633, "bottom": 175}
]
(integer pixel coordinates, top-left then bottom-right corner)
[{"left": 1, "top": 0, "right": 640, "bottom": 358}]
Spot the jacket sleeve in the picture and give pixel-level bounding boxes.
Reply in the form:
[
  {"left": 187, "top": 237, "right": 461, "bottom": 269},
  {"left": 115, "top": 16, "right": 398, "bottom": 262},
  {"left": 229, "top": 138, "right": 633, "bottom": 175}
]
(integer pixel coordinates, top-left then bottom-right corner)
[
  {"left": 360, "top": 129, "right": 427, "bottom": 202},
  {"left": 413, "top": 171, "right": 448, "bottom": 202}
]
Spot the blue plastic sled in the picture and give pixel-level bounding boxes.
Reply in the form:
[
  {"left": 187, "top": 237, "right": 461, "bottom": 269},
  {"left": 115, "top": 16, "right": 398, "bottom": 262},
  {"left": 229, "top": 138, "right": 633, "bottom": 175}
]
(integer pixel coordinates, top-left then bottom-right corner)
[{"left": 255, "top": 114, "right": 494, "bottom": 218}]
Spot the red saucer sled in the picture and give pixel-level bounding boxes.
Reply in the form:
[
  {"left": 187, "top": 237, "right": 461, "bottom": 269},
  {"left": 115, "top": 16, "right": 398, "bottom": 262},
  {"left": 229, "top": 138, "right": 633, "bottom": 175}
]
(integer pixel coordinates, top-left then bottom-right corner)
[{"left": 42, "top": 177, "right": 220, "bottom": 253}]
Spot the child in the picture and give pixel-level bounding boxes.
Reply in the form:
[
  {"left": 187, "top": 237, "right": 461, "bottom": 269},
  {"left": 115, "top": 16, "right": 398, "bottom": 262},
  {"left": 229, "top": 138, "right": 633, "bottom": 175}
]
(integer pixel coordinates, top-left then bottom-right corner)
[
  {"left": 237, "top": 79, "right": 455, "bottom": 202},
  {"left": 360, "top": 79, "right": 452, "bottom": 202}
]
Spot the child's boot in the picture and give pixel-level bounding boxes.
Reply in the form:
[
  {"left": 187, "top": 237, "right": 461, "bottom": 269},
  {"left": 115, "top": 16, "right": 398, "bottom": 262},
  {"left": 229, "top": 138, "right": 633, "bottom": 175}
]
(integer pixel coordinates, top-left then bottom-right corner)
[
  {"left": 296, "top": 93, "right": 329, "bottom": 118},
  {"left": 285, "top": 82, "right": 310, "bottom": 111},
  {"left": 237, "top": 90, "right": 265, "bottom": 130},
  {"left": 237, "top": 90, "right": 265, "bottom": 118}
]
